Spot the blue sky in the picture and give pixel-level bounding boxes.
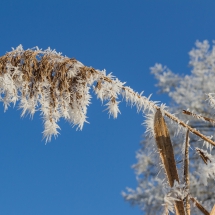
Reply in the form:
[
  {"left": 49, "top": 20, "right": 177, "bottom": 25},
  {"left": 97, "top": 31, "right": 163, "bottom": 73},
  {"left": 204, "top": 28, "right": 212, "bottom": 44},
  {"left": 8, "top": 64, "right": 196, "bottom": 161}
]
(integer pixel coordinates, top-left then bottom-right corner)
[{"left": 0, "top": 1, "right": 215, "bottom": 215}]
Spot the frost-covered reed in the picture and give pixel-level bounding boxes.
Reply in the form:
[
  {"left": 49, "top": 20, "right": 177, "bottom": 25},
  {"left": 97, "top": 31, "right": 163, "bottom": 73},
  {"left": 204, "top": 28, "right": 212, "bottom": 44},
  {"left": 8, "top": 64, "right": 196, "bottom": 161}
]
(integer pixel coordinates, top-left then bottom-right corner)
[
  {"left": 2, "top": 44, "right": 215, "bottom": 214},
  {"left": 0, "top": 45, "right": 157, "bottom": 142},
  {"left": 1, "top": 45, "right": 215, "bottom": 147}
]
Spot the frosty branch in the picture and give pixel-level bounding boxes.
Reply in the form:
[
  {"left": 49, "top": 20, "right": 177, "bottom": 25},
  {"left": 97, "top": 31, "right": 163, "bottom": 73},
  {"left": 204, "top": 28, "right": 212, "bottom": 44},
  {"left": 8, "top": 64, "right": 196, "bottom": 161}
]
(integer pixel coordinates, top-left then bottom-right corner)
[{"left": 0, "top": 45, "right": 215, "bottom": 148}]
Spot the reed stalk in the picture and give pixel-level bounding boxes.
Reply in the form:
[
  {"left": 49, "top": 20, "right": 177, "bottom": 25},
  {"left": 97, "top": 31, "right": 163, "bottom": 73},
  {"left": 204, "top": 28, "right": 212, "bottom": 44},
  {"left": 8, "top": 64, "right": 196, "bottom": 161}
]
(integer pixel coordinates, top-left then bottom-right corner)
[
  {"left": 184, "top": 130, "right": 190, "bottom": 215},
  {"left": 1, "top": 48, "right": 215, "bottom": 146},
  {"left": 182, "top": 110, "right": 215, "bottom": 124},
  {"left": 190, "top": 197, "right": 210, "bottom": 215}
]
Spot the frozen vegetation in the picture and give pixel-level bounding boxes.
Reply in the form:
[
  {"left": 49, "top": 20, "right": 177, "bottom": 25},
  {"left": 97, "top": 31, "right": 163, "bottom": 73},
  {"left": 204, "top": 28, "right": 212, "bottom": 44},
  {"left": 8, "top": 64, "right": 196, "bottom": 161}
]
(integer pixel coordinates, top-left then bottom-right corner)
[{"left": 1, "top": 41, "right": 215, "bottom": 214}]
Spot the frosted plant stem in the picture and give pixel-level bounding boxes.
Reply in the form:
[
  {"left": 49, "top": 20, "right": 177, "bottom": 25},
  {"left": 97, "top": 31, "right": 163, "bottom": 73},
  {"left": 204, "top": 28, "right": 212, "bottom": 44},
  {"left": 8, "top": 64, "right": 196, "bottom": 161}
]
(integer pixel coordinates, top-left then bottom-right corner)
[
  {"left": 1, "top": 46, "right": 215, "bottom": 146},
  {"left": 184, "top": 130, "right": 190, "bottom": 215},
  {"left": 154, "top": 109, "right": 185, "bottom": 215},
  {"left": 96, "top": 72, "right": 215, "bottom": 148},
  {"left": 195, "top": 148, "right": 212, "bottom": 164},
  {"left": 162, "top": 110, "right": 215, "bottom": 147},
  {"left": 210, "top": 204, "right": 215, "bottom": 215},
  {"left": 190, "top": 197, "right": 210, "bottom": 215},
  {"left": 182, "top": 110, "right": 215, "bottom": 124},
  {"left": 103, "top": 78, "right": 215, "bottom": 147}
]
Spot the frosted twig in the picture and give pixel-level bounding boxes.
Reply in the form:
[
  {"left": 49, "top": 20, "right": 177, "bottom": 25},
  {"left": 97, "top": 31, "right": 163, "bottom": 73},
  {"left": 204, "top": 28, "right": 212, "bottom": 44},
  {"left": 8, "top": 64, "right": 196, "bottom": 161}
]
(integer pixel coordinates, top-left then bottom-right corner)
[
  {"left": 196, "top": 148, "right": 212, "bottom": 165},
  {"left": 182, "top": 110, "right": 215, "bottom": 124},
  {"left": 163, "top": 110, "right": 215, "bottom": 147},
  {"left": 190, "top": 197, "right": 210, "bottom": 215},
  {"left": 184, "top": 130, "right": 190, "bottom": 215}
]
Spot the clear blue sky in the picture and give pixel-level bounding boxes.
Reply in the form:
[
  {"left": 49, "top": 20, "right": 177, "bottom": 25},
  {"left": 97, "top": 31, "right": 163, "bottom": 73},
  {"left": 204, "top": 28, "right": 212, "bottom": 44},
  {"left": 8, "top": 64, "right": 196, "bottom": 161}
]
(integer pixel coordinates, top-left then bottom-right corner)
[{"left": 0, "top": 1, "right": 215, "bottom": 215}]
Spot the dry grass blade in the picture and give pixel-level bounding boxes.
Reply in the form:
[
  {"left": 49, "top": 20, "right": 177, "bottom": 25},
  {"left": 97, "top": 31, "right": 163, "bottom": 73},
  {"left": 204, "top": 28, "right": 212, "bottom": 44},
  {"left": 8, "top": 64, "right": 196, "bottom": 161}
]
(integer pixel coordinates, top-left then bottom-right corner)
[
  {"left": 184, "top": 130, "right": 190, "bottom": 215},
  {"left": 190, "top": 197, "right": 210, "bottom": 215},
  {"left": 154, "top": 109, "right": 185, "bottom": 215},
  {"left": 210, "top": 204, "right": 215, "bottom": 215}
]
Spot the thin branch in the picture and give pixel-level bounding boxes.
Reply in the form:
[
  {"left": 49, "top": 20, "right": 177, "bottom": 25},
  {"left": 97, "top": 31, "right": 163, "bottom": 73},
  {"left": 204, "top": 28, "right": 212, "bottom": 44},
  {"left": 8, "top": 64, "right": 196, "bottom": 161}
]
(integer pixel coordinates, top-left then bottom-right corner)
[
  {"left": 184, "top": 130, "right": 190, "bottom": 215},
  {"left": 121, "top": 86, "right": 215, "bottom": 147},
  {"left": 182, "top": 110, "right": 215, "bottom": 124},
  {"left": 163, "top": 110, "right": 215, "bottom": 147},
  {"left": 190, "top": 197, "right": 210, "bottom": 215},
  {"left": 196, "top": 148, "right": 212, "bottom": 165}
]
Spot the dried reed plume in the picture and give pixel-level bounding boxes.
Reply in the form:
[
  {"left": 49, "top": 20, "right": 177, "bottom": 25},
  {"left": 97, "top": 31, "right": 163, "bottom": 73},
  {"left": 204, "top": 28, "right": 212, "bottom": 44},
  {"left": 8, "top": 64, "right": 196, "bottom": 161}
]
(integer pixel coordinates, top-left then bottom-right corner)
[{"left": 0, "top": 45, "right": 215, "bottom": 147}]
